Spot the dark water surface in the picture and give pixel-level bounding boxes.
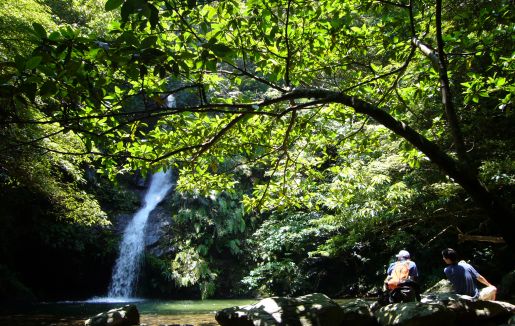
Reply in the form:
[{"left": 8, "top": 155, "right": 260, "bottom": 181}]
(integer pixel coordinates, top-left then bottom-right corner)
[{"left": 0, "top": 299, "right": 258, "bottom": 326}]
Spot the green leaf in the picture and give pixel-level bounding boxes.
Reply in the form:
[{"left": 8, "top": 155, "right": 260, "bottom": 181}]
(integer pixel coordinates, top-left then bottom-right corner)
[
  {"left": 141, "top": 36, "right": 158, "bottom": 48},
  {"left": 206, "top": 43, "right": 233, "bottom": 58},
  {"left": 105, "top": 0, "right": 124, "bottom": 11},
  {"left": 25, "top": 56, "right": 42, "bottom": 70},
  {"left": 32, "top": 23, "right": 47, "bottom": 39},
  {"left": 495, "top": 77, "right": 506, "bottom": 87},
  {"left": 14, "top": 55, "right": 25, "bottom": 72},
  {"left": 20, "top": 82, "right": 37, "bottom": 101},
  {"left": 149, "top": 4, "right": 159, "bottom": 29},
  {"left": 48, "top": 31, "right": 61, "bottom": 41},
  {"left": 0, "top": 85, "right": 16, "bottom": 98},
  {"left": 85, "top": 139, "right": 93, "bottom": 152},
  {"left": 120, "top": 0, "right": 147, "bottom": 21},
  {"left": 39, "top": 80, "right": 57, "bottom": 97},
  {"left": 140, "top": 48, "right": 166, "bottom": 62},
  {"left": 120, "top": 1, "right": 133, "bottom": 21},
  {"left": 350, "top": 26, "right": 361, "bottom": 33}
]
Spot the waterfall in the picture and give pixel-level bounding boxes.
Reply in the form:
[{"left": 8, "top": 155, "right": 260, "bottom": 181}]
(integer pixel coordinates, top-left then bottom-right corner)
[{"left": 107, "top": 170, "right": 173, "bottom": 299}]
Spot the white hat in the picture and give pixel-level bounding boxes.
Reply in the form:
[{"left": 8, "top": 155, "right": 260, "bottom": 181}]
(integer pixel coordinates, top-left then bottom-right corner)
[{"left": 396, "top": 250, "right": 410, "bottom": 259}]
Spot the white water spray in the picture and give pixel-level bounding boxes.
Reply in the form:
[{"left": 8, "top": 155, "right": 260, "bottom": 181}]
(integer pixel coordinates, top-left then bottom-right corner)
[{"left": 107, "top": 170, "right": 173, "bottom": 299}]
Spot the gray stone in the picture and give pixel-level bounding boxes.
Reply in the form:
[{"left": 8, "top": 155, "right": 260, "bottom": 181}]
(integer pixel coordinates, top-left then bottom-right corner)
[
  {"left": 499, "top": 270, "right": 515, "bottom": 301},
  {"left": 374, "top": 302, "right": 455, "bottom": 326},
  {"left": 145, "top": 205, "right": 173, "bottom": 256},
  {"left": 215, "top": 293, "right": 345, "bottom": 326},
  {"left": 340, "top": 299, "right": 377, "bottom": 326},
  {"left": 217, "top": 291, "right": 515, "bottom": 326},
  {"left": 421, "top": 289, "right": 515, "bottom": 322},
  {"left": 422, "top": 279, "right": 453, "bottom": 294},
  {"left": 84, "top": 304, "right": 140, "bottom": 326}
]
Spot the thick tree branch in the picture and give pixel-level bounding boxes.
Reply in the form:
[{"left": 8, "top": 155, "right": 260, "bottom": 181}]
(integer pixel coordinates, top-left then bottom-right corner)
[
  {"left": 28, "top": 143, "right": 157, "bottom": 162},
  {"left": 412, "top": 1, "right": 470, "bottom": 170},
  {"left": 191, "top": 113, "right": 247, "bottom": 161},
  {"left": 435, "top": 0, "right": 469, "bottom": 168},
  {"left": 412, "top": 37, "right": 439, "bottom": 68}
]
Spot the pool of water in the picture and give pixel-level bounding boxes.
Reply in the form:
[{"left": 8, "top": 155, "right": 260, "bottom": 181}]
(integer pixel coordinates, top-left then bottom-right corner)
[{"left": 0, "top": 299, "right": 259, "bottom": 325}]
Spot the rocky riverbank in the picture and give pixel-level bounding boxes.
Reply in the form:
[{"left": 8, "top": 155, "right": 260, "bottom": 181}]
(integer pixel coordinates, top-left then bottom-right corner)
[{"left": 215, "top": 292, "right": 515, "bottom": 326}]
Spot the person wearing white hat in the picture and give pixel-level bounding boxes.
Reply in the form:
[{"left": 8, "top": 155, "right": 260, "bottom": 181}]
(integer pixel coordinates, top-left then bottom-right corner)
[{"left": 385, "top": 249, "right": 419, "bottom": 290}]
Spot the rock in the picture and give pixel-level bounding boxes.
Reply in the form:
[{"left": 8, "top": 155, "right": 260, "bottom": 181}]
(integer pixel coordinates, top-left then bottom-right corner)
[
  {"left": 340, "top": 299, "right": 377, "bottom": 326},
  {"left": 84, "top": 304, "right": 140, "bottom": 326},
  {"left": 423, "top": 279, "right": 453, "bottom": 294},
  {"left": 421, "top": 293, "right": 515, "bottom": 324},
  {"left": 420, "top": 292, "right": 463, "bottom": 304},
  {"left": 145, "top": 205, "right": 173, "bottom": 257},
  {"left": 215, "top": 293, "right": 345, "bottom": 326},
  {"left": 374, "top": 302, "right": 455, "bottom": 326},
  {"left": 499, "top": 270, "right": 515, "bottom": 301},
  {"left": 216, "top": 291, "right": 515, "bottom": 326},
  {"left": 456, "top": 300, "right": 515, "bottom": 323}
]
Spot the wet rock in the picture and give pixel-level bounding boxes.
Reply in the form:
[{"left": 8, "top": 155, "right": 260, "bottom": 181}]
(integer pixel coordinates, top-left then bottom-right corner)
[
  {"left": 216, "top": 293, "right": 345, "bottom": 326},
  {"left": 423, "top": 279, "right": 454, "bottom": 294},
  {"left": 340, "top": 299, "right": 377, "bottom": 326},
  {"left": 84, "top": 304, "right": 139, "bottom": 326},
  {"left": 375, "top": 302, "right": 455, "bottom": 326}
]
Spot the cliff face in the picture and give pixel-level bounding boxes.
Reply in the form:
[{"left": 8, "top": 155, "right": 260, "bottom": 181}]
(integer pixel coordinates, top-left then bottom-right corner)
[{"left": 145, "top": 205, "right": 174, "bottom": 257}]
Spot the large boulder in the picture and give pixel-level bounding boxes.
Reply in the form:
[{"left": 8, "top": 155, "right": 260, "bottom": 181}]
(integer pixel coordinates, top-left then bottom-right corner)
[
  {"left": 216, "top": 292, "right": 515, "bottom": 326},
  {"left": 505, "top": 314, "right": 515, "bottom": 325},
  {"left": 373, "top": 291, "right": 515, "bottom": 326},
  {"left": 215, "top": 293, "right": 345, "bottom": 326},
  {"left": 421, "top": 293, "right": 515, "bottom": 324},
  {"left": 374, "top": 302, "right": 455, "bottom": 326},
  {"left": 422, "top": 279, "right": 453, "bottom": 294},
  {"left": 499, "top": 270, "right": 515, "bottom": 301},
  {"left": 84, "top": 305, "right": 140, "bottom": 326},
  {"left": 340, "top": 299, "right": 377, "bottom": 326}
]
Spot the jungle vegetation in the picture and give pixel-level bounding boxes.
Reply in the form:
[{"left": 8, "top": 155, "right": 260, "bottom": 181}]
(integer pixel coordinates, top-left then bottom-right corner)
[{"left": 0, "top": 0, "right": 514, "bottom": 300}]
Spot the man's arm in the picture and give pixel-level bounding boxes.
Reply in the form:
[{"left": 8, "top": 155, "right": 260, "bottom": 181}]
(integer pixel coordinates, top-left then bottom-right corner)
[
  {"left": 476, "top": 274, "right": 495, "bottom": 287},
  {"left": 387, "top": 262, "right": 395, "bottom": 275},
  {"left": 409, "top": 261, "right": 418, "bottom": 280}
]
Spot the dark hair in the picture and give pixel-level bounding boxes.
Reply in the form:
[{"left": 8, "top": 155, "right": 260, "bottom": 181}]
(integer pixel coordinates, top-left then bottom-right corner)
[{"left": 442, "top": 248, "right": 458, "bottom": 263}]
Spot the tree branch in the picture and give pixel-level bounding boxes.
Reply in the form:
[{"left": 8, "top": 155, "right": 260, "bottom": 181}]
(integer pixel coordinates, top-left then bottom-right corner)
[
  {"left": 284, "top": 0, "right": 293, "bottom": 87},
  {"left": 412, "top": 37, "right": 439, "bottom": 68},
  {"left": 412, "top": 2, "right": 469, "bottom": 170},
  {"left": 224, "top": 62, "right": 286, "bottom": 93},
  {"left": 435, "top": 0, "right": 469, "bottom": 168},
  {"left": 375, "top": 0, "right": 409, "bottom": 8},
  {"left": 191, "top": 113, "right": 247, "bottom": 161}
]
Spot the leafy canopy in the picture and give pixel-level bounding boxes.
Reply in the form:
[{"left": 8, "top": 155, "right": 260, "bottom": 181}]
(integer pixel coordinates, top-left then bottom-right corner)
[{"left": 0, "top": 0, "right": 514, "bottom": 240}]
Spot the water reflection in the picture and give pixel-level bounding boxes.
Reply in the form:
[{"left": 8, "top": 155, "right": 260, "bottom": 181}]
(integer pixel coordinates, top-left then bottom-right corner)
[{"left": 0, "top": 299, "right": 257, "bottom": 326}]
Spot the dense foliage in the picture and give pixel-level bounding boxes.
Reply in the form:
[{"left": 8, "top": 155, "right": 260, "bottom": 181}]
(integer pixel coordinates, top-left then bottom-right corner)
[
  {"left": 0, "top": 0, "right": 122, "bottom": 301},
  {"left": 0, "top": 0, "right": 514, "bottom": 300}
]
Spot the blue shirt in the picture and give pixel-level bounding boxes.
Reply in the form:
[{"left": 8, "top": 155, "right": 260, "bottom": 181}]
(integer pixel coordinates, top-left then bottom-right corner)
[
  {"left": 444, "top": 260, "right": 479, "bottom": 297},
  {"left": 387, "top": 260, "right": 419, "bottom": 278}
]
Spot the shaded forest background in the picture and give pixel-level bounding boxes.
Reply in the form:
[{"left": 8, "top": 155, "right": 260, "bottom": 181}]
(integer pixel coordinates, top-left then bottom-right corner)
[{"left": 0, "top": 0, "right": 514, "bottom": 302}]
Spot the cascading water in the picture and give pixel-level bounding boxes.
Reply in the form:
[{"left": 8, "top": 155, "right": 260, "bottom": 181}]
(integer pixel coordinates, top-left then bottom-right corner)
[{"left": 107, "top": 170, "right": 173, "bottom": 299}]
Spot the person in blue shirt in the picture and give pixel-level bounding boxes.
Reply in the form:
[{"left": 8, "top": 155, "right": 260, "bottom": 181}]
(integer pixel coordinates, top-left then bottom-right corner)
[
  {"left": 387, "top": 249, "right": 419, "bottom": 281},
  {"left": 379, "top": 249, "right": 420, "bottom": 304},
  {"left": 441, "top": 248, "right": 497, "bottom": 300},
  {"left": 384, "top": 249, "right": 419, "bottom": 292}
]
